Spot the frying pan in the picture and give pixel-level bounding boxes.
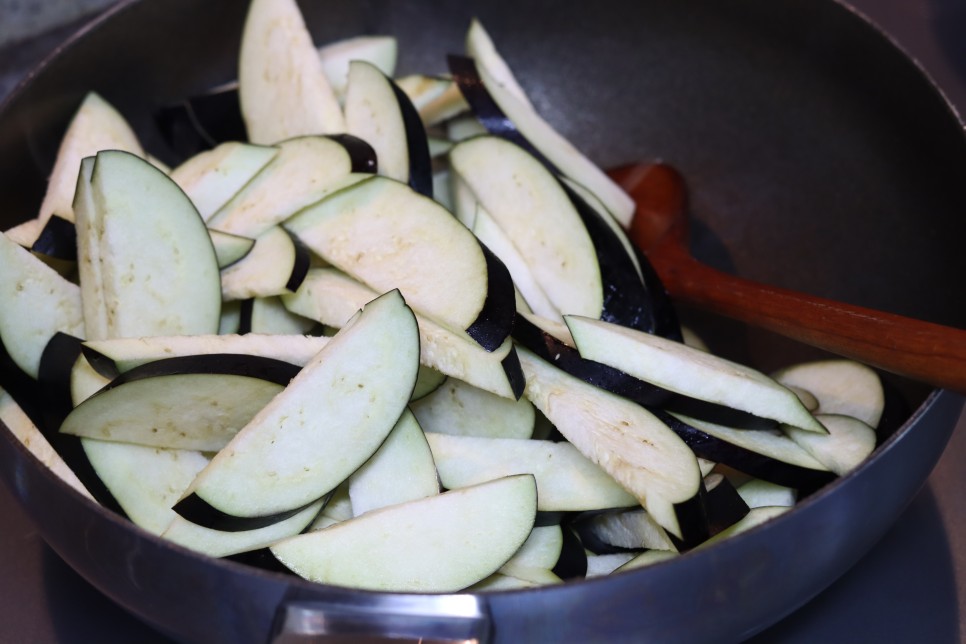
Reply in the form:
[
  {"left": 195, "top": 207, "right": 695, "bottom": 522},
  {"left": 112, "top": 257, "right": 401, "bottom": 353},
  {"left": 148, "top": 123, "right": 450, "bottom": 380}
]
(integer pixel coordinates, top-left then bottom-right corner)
[{"left": 1, "top": 0, "right": 965, "bottom": 642}]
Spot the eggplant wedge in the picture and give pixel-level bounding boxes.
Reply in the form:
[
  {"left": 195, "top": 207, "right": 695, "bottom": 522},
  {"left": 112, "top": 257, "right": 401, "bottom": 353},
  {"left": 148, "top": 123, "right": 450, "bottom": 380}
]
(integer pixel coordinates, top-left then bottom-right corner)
[
  {"left": 344, "top": 61, "right": 432, "bottom": 196},
  {"left": 566, "top": 315, "right": 826, "bottom": 433},
  {"left": 518, "top": 347, "right": 704, "bottom": 541},
  {"left": 238, "top": 0, "right": 345, "bottom": 143},
  {"left": 174, "top": 289, "right": 419, "bottom": 527},
  {"left": 426, "top": 433, "right": 637, "bottom": 511},
  {"left": 284, "top": 175, "right": 515, "bottom": 352},
  {"left": 59, "top": 354, "right": 300, "bottom": 451},
  {"left": 0, "top": 230, "right": 84, "bottom": 379},
  {"left": 170, "top": 141, "right": 278, "bottom": 222},
  {"left": 76, "top": 150, "right": 221, "bottom": 341},
  {"left": 283, "top": 268, "right": 522, "bottom": 399},
  {"left": 270, "top": 474, "right": 537, "bottom": 592}
]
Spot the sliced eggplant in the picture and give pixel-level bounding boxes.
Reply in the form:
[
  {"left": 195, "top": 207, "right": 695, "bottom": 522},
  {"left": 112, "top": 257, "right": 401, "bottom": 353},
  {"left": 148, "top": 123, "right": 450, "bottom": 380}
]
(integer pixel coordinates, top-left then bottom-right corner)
[
  {"left": 169, "top": 141, "right": 278, "bottom": 221},
  {"left": 395, "top": 74, "right": 469, "bottom": 126},
  {"left": 37, "top": 92, "right": 143, "bottom": 228},
  {"left": 82, "top": 333, "right": 329, "bottom": 375},
  {"left": 612, "top": 549, "right": 677, "bottom": 573},
  {"left": 282, "top": 267, "right": 521, "bottom": 399},
  {"left": 394, "top": 74, "right": 452, "bottom": 113},
  {"left": 35, "top": 333, "right": 125, "bottom": 513},
  {"left": 2, "top": 219, "right": 43, "bottom": 248},
  {"left": 426, "top": 433, "right": 636, "bottom": 512},
  {"left": 0, "top": 230, "right": 84, "bottom": 378},
  {"left": 451, "top": 136, "right": 603, "bottom": 319},
  {"left": 410, "top": 376, "right": 535, "bottom": 439},
  {"left": 347, "top": 409, "right": 439, "bottom": 516},
  {"left": 307, "top": 482, "right": 352, "bottom": 531},
  {"left": 240, "top": 296, "right": 320, "bottom": 336},
  {"left": 518, "top": 347, "right": 703, "bottom": 540},
  {"left": 270, "top": 474, "right": 537, "bottom": 592},
  {"left": 345, "top": 61, "right": 411, "bottom": 184},
  {"left": 499, "top": 524, "right": 564, "bottom": 571},
  {"left": 464, "top": 19, "right": 534, "bottom": 110},
  {"left": 585, "top": 552, "right": 639, "bottom": 578},
  {"left": 783, "top": 413, "right": 877, "bottom": 476},
  {"left": 238, "top": 0, "right": 345, "bottom": 143},
  {"left": 221, "top": 226, "right": 311, "bottom": 300},
  {"left": 447, "top": 53, "right": 634, "bottom": 227},
  {"left": 657, "top": 410, "right": 835, "bottom": 491},
  {"left": 162, "top": 497, "right": 325, "bottom": 559},
  {"left": 566, "top": 315, "right": 826, "bottom": 433},
  {"left": 512, "top": 314, "right": 671, "bottom": 407},
  {"left": 207, "top": 136, "right": 372, "bottom": 239},
  {"left": 737, "top": 478, "right": 797, "bottom": 509},
  {"left": 344, "top": 61, "right": 432, "bottom": 196},
  {"left": 553, "top": 524, "right": 589, "bottom": 579},
  {"left": 703, "top": 474, "right": 751, "bottom": 537},
  {"left": 446, "top": 114, "right": 488, "bottom": 143},
  {"left": 30, "top": 214, "right": 78, "bottom": 263},
  {"left": 571, "top": 508, "right": 677, "bottom": 554},
  {"left": 71, "top": 156, "right": 108, "bottom": 338},
  {"left": 176, "top": 290, "right": 419, "bottom": 525},
  {"left": 155, "top": 82, "right": 247, "bottom": 157},
  {"left": 70, "top": 351, "right": 111, "bottom": 406},
  {"left": 83, "top": 439, "right": 210, "bottom": 534},
  {"left": 772, "top": 359, "right": 885, "bottom": 429},
  {"left": 0, "top": 387, "right": 93, "bottom": 500},
  {"left": 318, "top": 35, "right": 398, "bottom": 99},
  {"left": 209, "top": 229, "right": 256, "bottom": 269},
  {"left": 411, "top": 365, "right": 447, "bottom": 401},
  {"left": 283, "top": 175, "right": 515, "bottom": 351},
  {"left": 79, "top": 150, "right": 221, "bottom": 340},
  {"left": 497, "top": 563, "right": 563, "bottom": 585},
  {"left": 60, "top": 353, "right": 299, "bottom": 451}
]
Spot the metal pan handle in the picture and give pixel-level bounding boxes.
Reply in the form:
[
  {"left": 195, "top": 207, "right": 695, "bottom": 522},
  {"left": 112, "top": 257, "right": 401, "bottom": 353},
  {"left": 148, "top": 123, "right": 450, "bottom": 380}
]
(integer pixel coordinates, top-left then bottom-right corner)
[{"left": 271, "top": 594, "right": 491, "bottom": 643}]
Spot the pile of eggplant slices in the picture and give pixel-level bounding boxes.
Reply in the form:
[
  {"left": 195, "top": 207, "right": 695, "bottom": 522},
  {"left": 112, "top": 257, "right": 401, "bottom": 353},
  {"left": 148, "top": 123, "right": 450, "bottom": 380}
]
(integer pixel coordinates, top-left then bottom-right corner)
[{"left": 0, "top": 0, "right": 885, "bottom": 591}]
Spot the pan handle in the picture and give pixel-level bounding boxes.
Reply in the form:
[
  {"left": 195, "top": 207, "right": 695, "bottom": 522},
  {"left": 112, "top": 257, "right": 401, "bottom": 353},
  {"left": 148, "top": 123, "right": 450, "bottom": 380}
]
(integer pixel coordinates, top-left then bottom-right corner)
[{"left": 271, "top": 594, "right": 491, "bottom": 643}]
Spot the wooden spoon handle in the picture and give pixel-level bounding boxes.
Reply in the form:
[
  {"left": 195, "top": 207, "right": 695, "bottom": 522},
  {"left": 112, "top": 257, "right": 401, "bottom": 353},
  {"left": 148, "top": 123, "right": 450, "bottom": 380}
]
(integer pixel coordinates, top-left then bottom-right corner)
[{"left": 651, "top": 244, "right": 966, "bottom": 393}]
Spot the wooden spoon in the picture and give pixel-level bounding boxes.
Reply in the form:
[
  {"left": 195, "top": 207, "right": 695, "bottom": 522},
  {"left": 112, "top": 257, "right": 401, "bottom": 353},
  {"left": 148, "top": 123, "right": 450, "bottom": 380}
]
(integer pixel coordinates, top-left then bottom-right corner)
[{"left": 610, "top": 161, "right": 966, "bottom": 394}]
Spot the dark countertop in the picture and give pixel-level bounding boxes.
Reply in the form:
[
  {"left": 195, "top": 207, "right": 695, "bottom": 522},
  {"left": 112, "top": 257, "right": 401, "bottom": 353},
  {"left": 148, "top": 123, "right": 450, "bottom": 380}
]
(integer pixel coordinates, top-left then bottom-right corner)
[{"left": 1, "top": 1, "right": 965, "bottom": 642}]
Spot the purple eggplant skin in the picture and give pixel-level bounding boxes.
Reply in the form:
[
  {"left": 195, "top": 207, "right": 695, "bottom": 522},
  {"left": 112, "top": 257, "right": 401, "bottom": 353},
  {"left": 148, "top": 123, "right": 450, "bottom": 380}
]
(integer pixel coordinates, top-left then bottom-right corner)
[
  {"left": 500, "top": 346, "right": 526, "bottom": 400},
  {"left": 30, "top": 215, "right": 78, "bottom": 261},
  {"left": 283, "top": 230, "right": 313, "bottom": 294},
  {"left": 630, "top": 243, "right": 683, "bottom": 342},
  {"left": 155, "top": 86, "right": 246, "bottom": 158},
  {"left": 511, "top": 314, "right": 672, "bottom": 407},
  {"left": 447, "top": 54, "right": 555, "bottom": 171},
  {"left": 512, "top": 316, "right": 777, "bottom": 429},
  {"left": 94, "top": 353, "right": 301, "bottom": 391},
  {"left": 561, "top": 181, "right": 674, "bottom": 335},
  {"left": 389, "top": 77, "right": 433, "bottom": 198},
  {"left": 652, "top": 409, "right": 837, "bottom": 495},
  {"left": 38, "top": 347, "right": 304, "bottom": 517},
  {"left": 704, "top": 476, "right": 751, "bottom": 538},
  {"left": 237, "top": 299, "right": 255, "bottom": 335},
  {"left": 552, "top": 524, "right": 588, "bottom": 580},
  {"left": 464, "top": 242, "right": 516, "bottom": 353},
  {"left": 662, "top": 394, "right": 777, "bottom": 431},
  {"left": 669, "top": 482, "right": 711, "bottom": 552},
  {"left": 172, "top": 491, "right": 321, "bottom": 533},
  {"left": 30, "top": 332, "right": 126, "bottom": 514},
  {"left": 321, "top": 133, "right": 378, "bottom": 175}
]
